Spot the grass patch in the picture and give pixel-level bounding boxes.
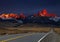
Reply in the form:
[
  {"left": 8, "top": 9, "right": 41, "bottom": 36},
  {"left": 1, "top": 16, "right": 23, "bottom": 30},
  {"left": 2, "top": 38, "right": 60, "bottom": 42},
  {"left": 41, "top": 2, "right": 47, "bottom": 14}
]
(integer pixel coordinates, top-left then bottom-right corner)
[
  {"left": 54, "top": 28, "right": 60, "bottom": 34},
  {"left": 0, "top": 27, "right": 51, "bottom": 35}
]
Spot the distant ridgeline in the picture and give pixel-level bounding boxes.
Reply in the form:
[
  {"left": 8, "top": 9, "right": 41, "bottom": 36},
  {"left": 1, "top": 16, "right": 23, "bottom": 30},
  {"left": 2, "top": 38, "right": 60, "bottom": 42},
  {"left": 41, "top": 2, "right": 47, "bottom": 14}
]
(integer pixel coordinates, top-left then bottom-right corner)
[{"left": 0, "top": 9, "right": 60, "bottom": 27}]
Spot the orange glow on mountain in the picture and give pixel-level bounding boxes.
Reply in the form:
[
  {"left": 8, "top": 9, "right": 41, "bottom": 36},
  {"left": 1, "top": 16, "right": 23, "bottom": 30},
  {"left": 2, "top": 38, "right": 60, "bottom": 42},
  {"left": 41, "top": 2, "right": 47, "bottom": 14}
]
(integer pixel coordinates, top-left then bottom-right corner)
[
  {"left": 20, "top": 13, "right": 26, "bottom": 19},
  {"left": 9, "top": 13, "right": 19, "bottom": 19},
  {"left": 9, "top": 13, "right": 17, "bottom": 18},
  {"left": 0, "top": 9, "right": 57, "bottom": 19},
  {"left": 38, "top": 9, "right": 57, "bottom": 17},
  {"left": 0, "top": 13, "right": 20, "bottom": 19},
  {"left": 4, "top": 14, "right": 9, "bottom": 18},
  {"left": 0, "top": 14, "right": 10, "bottom": 19},
  {"left": 42, "top": 9, "right": 48, "bottom": 15},
  {"left": 33, "top": 14, "right": 37, "bottom": 17}
]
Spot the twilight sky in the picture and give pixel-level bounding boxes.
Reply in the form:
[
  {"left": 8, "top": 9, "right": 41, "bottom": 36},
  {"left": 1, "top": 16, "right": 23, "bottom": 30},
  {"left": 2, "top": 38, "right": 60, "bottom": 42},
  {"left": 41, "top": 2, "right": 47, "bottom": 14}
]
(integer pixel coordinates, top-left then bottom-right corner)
[{"left": 0, "top": 0, "right": 60, "bottom": 16}]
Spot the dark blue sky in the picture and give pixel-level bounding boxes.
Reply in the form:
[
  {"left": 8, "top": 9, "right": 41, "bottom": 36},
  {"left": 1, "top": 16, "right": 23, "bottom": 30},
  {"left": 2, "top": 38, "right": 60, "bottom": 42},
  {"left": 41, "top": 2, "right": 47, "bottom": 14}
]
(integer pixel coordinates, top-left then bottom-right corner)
[{"left": 0, "top": 0, "right": 60, "bottom": 15}]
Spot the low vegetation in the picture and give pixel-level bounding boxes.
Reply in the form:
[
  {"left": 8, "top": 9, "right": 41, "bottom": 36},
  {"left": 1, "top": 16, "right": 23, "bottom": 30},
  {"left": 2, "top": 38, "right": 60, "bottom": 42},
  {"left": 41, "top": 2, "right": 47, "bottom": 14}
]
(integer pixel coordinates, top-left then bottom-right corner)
[
  {"left": 0, "top": 26, "right": 51, "bottom": 35},
  {"left": 0, "top": 26, "right": 60, "bottom": 35},
  {"left": 54, "top": 28, "right": 60, "bottom": 34}
]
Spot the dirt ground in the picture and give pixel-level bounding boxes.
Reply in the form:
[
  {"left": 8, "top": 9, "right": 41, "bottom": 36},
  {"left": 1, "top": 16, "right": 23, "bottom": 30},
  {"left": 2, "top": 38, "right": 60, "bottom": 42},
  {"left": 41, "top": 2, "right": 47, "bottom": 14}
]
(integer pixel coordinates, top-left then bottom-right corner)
[
  {"left": 54, "top": 28, "right": 60, "bottom": 34},
  {"left": 0, "top": 26, "right": 51, "bottom": 35},
  {"left": 0, "top": 26, "right": 60, "bottom": 35}
]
